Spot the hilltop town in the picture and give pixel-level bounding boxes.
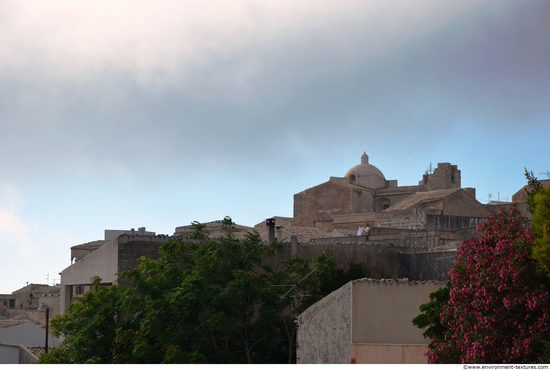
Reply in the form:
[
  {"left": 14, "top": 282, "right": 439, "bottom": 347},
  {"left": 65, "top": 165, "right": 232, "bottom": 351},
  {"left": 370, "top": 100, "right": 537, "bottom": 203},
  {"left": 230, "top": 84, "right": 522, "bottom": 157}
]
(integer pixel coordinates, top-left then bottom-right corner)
[{"left": 2, "top": 153, "right": 547, "bottom": 364}]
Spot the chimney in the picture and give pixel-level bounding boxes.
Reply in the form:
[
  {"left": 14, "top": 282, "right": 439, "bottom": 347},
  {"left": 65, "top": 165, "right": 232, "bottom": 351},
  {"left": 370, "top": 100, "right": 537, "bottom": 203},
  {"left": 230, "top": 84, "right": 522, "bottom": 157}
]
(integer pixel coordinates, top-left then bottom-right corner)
[
  {"left": 266, "top": 218, "right": 276, "bottom": 242},
  {"left": 275, "top": 226, "right": 283, "bottom": 241}
]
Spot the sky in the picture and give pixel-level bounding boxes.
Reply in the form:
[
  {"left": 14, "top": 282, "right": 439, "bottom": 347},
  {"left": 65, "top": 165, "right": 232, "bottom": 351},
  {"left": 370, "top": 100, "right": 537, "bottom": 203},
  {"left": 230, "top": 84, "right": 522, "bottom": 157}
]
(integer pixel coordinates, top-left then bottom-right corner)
[{"left": 0, "top": 0, "right": 548, "bottom": 293}]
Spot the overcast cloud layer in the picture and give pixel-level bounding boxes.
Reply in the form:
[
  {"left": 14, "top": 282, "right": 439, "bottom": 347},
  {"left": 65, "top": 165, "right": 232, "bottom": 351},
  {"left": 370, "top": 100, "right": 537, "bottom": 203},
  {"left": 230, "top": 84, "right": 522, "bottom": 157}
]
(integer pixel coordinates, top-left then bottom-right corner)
[{"left": 0, "top": 1, "right": 548, "bottom": 292}]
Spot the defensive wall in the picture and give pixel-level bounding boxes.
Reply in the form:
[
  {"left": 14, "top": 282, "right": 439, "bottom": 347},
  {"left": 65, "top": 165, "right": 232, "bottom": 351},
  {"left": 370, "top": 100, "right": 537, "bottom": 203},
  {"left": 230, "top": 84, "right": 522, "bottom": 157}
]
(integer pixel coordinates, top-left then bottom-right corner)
[
  {"left": 280, "top": 237, "right": 412, "bottom": 279},
  {"left": 279, "top": 236, "right": 455, "bottom": 281},
  {"left": 60, "top": 233, "right": 457, "bottom": 314},
  {"left": 398, "top": 251, "right": 456, "bottom": 281}
]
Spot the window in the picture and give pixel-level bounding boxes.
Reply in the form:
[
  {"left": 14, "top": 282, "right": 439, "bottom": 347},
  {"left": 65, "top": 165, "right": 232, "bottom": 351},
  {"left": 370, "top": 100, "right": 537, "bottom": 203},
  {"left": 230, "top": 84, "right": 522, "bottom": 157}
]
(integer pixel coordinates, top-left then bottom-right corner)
[
  {"left": 349, "top": 175, "right": 356, "bottom": 185},
  {"left": 75, "top": 286, "right": 84, "bottom": 295},
  {"left": 383, "top": 204, "right": 389, "bottom": 210}
]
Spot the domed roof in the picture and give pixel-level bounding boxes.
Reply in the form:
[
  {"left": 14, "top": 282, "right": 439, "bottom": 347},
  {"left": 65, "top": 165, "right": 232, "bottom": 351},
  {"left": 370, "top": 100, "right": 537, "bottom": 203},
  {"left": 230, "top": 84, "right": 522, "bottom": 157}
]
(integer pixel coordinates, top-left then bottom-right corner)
[{"left": 345, "top": 152, "right": 385, "bottom": 179}]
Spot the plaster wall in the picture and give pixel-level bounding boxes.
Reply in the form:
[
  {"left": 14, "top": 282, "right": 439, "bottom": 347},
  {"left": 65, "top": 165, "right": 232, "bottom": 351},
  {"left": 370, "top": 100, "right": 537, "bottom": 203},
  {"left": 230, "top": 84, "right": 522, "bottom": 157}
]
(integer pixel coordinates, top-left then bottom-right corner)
[
  {"left": 297, "top": 282, "right": 352, "bottom": 364},
  {"left": 18, "top": 345, "right": 39, "bottom": 364},
  {"left": 297, "top": 279, "right": 444, "bottom": 364},
  {"left": 351, "top": 279, "right": 445, "bottom": 344},
  {"left": 61, "top": 238, "right": 119, "bottom": 286},
  {"left": 350, "top": 343, "right": 428, "bottom": 364},
  {"left": 71, "top": 248, "right": 94, "bottom": 262},
  {"left": 60, "top": 238, "right": 119, "bottom": 315},
  {"left": 60, "top": 234, "right": 170, "bottom": 313},
  {"left": 0, "top": 344, "right": 17, "bottom": 364}
]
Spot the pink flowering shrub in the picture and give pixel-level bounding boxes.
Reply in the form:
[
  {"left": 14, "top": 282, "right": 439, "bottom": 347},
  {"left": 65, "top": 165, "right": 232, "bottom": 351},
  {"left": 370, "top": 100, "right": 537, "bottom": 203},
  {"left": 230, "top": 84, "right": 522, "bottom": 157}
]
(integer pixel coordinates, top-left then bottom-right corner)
[{"left": 429, "top": 207, "right": 550, "bottom": 364}]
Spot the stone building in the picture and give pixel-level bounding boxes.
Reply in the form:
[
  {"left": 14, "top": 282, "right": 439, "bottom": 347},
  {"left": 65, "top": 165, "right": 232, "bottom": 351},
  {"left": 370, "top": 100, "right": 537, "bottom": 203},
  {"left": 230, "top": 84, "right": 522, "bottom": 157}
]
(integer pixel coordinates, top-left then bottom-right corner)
[
  {"left": 292, "top": 152, "right": 493, "bottom": 249},
  {"left": 0, "top": 285, "right": 59, "bottom": 323}
]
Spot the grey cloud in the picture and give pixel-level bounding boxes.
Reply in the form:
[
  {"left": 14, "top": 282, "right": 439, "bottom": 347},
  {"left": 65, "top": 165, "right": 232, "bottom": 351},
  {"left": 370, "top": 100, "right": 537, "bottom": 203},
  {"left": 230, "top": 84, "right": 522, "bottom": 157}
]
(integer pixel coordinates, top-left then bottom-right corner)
[{"left": 0, "top": 1, "right": 547, "bottom": 184}]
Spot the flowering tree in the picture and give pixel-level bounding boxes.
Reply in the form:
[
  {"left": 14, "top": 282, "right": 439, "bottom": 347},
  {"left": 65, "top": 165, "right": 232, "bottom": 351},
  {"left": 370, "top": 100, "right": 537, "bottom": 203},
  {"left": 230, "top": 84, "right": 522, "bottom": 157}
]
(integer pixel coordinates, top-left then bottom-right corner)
[{"left": 429, "top": 207, "right": 550, "bottom": 363}]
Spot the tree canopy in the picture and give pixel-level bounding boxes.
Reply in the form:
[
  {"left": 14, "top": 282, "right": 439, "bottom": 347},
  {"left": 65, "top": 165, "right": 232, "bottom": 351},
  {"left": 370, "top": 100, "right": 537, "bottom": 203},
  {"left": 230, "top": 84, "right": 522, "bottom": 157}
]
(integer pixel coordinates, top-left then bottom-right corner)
[
  {"left": 531, "top": 185, "right": 550, "bottom": 275},
  {"left": 39, "top": 217, "right": 366, "bottom": 364}
]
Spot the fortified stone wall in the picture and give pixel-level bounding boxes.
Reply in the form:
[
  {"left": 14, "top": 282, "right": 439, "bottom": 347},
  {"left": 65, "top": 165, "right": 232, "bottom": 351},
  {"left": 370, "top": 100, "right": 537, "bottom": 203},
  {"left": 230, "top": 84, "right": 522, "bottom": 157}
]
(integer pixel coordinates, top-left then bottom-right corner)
[
  {"left": 279, "top": 238, "right": 454, "bottom": 281},
  {"left": 280, "top": 240, "right": 416, "bottom": 279},
  {"left": 116, "top": 234, "right": 171, "bottom": 286},
  {"left": 398, "top": 251, "right": 456, "bottom": 281}
]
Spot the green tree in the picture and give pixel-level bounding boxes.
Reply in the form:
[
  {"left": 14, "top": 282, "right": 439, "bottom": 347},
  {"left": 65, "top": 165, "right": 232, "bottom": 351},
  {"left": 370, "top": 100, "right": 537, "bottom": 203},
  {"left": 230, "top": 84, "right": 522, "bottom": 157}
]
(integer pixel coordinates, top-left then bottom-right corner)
[
  {"left": 524, "top": 168, "right": 550, "bottom": 275},
  {"left": 524, "top": 168, "right": 544, "bottom": 215},
  {"left": 38, "top": 277, "right": 139, "bottom": 364},
  {"left": 412, "top": 282, "right": 451, "bottom": 345},
  {"left": 40, "top": 217, "right": 353, "bottom": 364},
  {"left": 532, "top": 185, "right": 550, "bottom": 274}
]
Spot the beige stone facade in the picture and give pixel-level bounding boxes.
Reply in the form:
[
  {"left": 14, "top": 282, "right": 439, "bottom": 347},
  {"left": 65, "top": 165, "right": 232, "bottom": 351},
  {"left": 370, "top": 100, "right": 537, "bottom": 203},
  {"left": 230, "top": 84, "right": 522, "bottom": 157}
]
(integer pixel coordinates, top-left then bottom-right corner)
[{"left": 291, "top": 152, "right": 495, "bottom": 248}]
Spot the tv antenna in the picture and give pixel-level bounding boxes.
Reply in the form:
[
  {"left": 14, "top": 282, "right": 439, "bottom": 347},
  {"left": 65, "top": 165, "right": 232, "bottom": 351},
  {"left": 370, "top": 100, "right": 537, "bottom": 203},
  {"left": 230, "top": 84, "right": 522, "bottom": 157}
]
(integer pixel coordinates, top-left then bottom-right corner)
[{"left": 425, "top": 162, "right": 434, "bottom": 175}]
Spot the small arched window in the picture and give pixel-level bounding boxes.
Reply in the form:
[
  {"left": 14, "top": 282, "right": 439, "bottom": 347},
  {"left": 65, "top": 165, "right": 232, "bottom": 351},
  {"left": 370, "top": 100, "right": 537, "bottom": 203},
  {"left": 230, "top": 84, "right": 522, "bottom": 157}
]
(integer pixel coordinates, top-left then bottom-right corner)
[{"left": 349, "top": 174, "right": 356, "bottom": 185}]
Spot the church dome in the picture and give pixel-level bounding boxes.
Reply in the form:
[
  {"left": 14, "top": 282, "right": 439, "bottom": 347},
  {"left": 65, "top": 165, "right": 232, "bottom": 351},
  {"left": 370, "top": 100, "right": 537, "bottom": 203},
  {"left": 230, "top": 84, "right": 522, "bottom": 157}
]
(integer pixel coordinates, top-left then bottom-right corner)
[{"left": 345, "top": 152, "right": 386, "bottom": 180}]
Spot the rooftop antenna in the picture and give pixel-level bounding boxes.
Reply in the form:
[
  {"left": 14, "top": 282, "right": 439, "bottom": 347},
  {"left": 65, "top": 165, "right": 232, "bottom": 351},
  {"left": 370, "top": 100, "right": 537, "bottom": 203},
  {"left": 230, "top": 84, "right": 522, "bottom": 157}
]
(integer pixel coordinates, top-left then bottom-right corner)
[
  {"left": 488, "top": 193, "right": 492, "bottom": 203},
  {"left": 425, "top": 162, "right": 434, "bottom": 175},
  {"left": 271, "top": 268, "right": 318, "bottom": 363},
  {"left": 45, "top": 273, "right": 49, "bottom": 285}
]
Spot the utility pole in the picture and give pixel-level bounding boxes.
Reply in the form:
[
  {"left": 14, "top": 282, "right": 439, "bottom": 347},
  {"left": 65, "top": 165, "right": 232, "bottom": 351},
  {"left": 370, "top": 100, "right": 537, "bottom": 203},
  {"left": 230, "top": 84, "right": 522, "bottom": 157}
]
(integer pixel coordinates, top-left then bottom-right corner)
[{"left": 45, "top": 308, "right": 50, "bottom": 354}]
